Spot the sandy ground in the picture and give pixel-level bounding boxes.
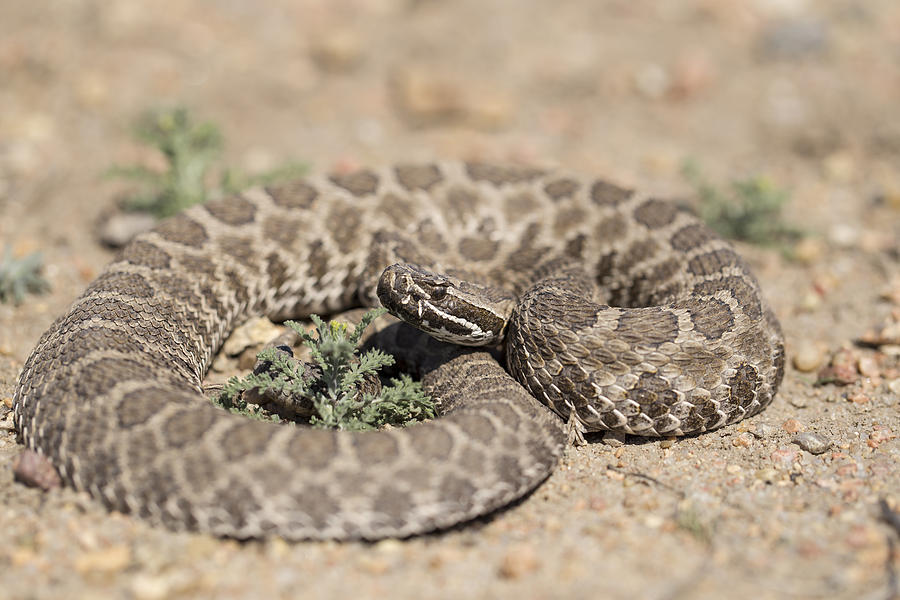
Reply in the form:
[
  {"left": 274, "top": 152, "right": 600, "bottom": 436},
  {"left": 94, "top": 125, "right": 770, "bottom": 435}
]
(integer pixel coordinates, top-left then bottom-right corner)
[{"left": 1, "top": 1, "right": 899, "bottom": 598}]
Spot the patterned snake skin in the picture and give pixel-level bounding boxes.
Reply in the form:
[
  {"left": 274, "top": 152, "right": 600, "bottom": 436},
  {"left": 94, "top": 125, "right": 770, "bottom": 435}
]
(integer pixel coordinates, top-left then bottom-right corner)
[{"left": 14, "top": 162, "right": 785, "bottom": 540}]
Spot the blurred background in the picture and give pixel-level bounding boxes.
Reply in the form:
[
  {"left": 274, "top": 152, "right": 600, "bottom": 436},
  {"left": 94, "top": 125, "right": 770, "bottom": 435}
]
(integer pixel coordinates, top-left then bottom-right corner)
[{"left": 1, "top": 1, "right": 899, "bottom": 599}]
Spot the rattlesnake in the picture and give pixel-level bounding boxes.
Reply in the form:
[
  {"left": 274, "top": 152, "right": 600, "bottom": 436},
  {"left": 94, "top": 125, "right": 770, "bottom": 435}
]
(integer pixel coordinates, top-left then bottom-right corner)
[{"left": 14, "top": 161, "right": 784, "bottom": 540}]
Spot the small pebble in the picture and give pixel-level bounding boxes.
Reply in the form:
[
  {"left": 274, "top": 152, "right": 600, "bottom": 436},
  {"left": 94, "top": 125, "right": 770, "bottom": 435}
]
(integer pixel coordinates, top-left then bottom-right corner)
[
  {"left": 847, "top": 391, "right": 870, "bottom": 404},
  {"left": 222, "top": 317, "right": 283, "bottom": 357},
  {"left": 12, "top": 450, "right": 62, "bottom": 491},
  {"left": 757, "top": 18, "right": 830, "bottom": 60},
  {"left": 75, "top": 544, "right": 132, "bottom": 574},
  {"left": 97, "top": 212, "right": 158, "bottom": 248},
  {"left": 792, "top": 341, "right": 826, "bottom": 372},
  {"left": 817, "top": 348, "right": 859, "bottom": 385},
  {"left": 668, "top": 51, "right": 715, "bottom": 100},
  {"left": 497, "top": 544, "right": 539, "bottom": 579},
  {"left": 867, "top": 426, "right": 896, "bottom": 449},
  {"left": 732, "top": 432, "right": 755, "bottom": 448},
  {"left": 860, "top": 312, "right": 900, "bottom": 347},
  {"left": 633, "top": 63, "right": 669, "bottom": 99},
  {"left": 391, "top": 67, "right": 513, "bottom": 129},
  {"left": 130, "top": 574, "right": 173, "bottom": 600},
  {"left": 788, "top": 395, "right": 808, "bottom": 408},
  {"left": 828, "top": 223, "right": 860, "bottom": 248},
  {"left": 357, "top": 555, "right": 392, "bottom": 575},
  {"left": 792, "top": 237, "right": 825, "bottom": 264},
  {"left": 770, "top": 447, "right": 800, "bottom": 469},
  {"left": 781, "top": 418, "right": 804, "bottom": 434},
  {"left": 793, "top": 432, "right": 832, "bottom": 455},
  {"left": 602, "top": 430, "right": 627, "bottom": 447},
  {"left": 755, "top": 468, "right": 779, "bottom": 483},
  {"left": 310, "top": 29, "right": 362, "bottom": 73},
  {"left": 889, "top": 379, "right": 900, "bottom": 395},
  {"left": 752, "top": 422, "right": 777, "bottom": 439},
  {"left": 856, "top": 355, "right": 881, "bottom": 378}
]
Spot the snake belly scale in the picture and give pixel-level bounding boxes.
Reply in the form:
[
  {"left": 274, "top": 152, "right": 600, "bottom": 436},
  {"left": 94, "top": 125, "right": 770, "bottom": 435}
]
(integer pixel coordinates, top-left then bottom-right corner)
[{"left": 14, "top": 161, "right": 784, "bottom": 540}]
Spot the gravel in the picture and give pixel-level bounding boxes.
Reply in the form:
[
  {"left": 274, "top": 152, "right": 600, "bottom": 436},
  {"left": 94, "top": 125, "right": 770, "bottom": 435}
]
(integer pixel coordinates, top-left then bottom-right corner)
[{"left": 1, "top": 1, "right": 899, "bottom": 599}]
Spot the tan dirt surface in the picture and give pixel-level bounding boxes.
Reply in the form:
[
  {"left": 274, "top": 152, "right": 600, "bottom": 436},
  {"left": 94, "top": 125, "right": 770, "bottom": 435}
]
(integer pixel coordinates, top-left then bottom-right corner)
[{"left": 1, "top": 1, "right": 899, "bottom": 599}]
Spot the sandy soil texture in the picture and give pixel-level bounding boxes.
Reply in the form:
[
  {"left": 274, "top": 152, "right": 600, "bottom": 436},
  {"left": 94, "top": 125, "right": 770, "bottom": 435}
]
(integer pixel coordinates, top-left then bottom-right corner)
[{"left": 1, "top": 1, "right": 899, "bottom": 599}]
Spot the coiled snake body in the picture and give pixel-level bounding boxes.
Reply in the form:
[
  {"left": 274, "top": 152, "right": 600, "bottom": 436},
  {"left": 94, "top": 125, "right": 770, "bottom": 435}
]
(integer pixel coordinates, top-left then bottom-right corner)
[{"left": 14, "top": 162, "right": 784, "bottom": 540}]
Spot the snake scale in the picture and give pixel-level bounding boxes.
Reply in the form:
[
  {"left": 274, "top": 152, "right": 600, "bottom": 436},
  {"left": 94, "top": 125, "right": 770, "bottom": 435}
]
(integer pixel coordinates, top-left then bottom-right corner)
[{"left": 14, "top": 161, "right": 784, "bottom": 540}]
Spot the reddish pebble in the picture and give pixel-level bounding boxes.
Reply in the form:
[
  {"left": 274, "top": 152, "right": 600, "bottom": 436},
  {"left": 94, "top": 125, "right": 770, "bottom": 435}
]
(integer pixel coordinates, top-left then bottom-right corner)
[
  {"left": 867, "top": 426, "right": 896, "bottom": 448},
  {"left": 856, "top": 355, "right": 881, "bottom": 378},
  {"left": 782, "top": 418, "right": 804, "bottom": 433},
  {"left": 12, "top": 450, "right": 61, "bottom": 491},
  {"left": 817, "top": 348, "right": 860, "bottom": 385},
  {"left": 770, "top": 447, "right": 800, "bottom": 469},
  {"left": 847, "top": 392, "right": 870, "bottom": 404}
]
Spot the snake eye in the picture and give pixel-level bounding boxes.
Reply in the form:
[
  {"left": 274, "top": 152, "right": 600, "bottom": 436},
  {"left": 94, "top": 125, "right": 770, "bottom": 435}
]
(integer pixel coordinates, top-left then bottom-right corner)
[{"left": 429, "top": 285, "right": 448, "bottom": 301}]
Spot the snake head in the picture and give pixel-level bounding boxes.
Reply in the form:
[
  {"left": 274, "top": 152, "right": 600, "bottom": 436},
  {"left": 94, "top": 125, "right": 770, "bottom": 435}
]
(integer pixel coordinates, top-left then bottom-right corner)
[{"left": 377, "top": 263, "right": 511, "bottom": 346}]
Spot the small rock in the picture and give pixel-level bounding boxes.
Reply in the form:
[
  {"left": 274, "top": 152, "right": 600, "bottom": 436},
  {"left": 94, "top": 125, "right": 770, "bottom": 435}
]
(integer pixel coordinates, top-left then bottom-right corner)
[
  {"left": 857, "top": 355, "right": 881, "bottom": 378},
  {"left": 770, "top": 447, "right": 800, "bottom": 469},
  {"left": 20, "top": 111, "right": 55, "bottom": 142},
  {"left": 75, "top": 70, "right": 110, "bottom": 108},
  {"left": 781, "top": 418, "right": 804, "bottom": 434},
  {"left": 75, "top": 544, "right": 132, "bottom": 574},
  {"left": 796, "top": 291, "right": 821, "bottom": 313},
  {"left": 130, "top": 574, "right": 174, "bottom": 600},
  {"left": 755, "top": 467, "right": 779, "bottom": 483},
  {"left": 358, "top": 556, "right": 392, "bottom": 575},
  {"left": 222, "top": 317, "right": 283, "bottom": 357},
  {"left": 860, "top": 310, "right": 900, "bottom": 347},
  {"left": 882, "top": 280, "right": 900, "bottom": 306},
  {"left": 847, "top": 391, "right": 870, "bottom": 404},
  {"left": 633, "top": 63, "right": 669, "bottom": 99},
  {"left": 310, "top": 30, "right": 363, "bottom": 73},
  {"left": 817, "top": 348, "right": 859, "bottom": 385},
  {"left": 602, "top": 430, "right": 627, "bottom": 447},
  {"left": 12, "top": 450, "right": 61, "bottom": 491},
  {"left": 792, "top": 432, "right": 832, "bottom": 455},
  {"left": 732, "top": 432, "right": 755, "bottom": 448},
  {"left": 823, "top": 151, "right": 857, "bottom": 184},
  {"left": 828, "top": 223, "right": 860, "bottom": 248},
  {"left": 889, "top": 379, "right": 900, "bottom": 395},
  {"left": 668, "top": 51, "right": 715, "bottom": 100},
  {"left": 788, "top": 395, "right": 808, "bottom": 408},
  {"left": 757, "top": 18, "right": 830, "bottom": 60},
  {"left": 497, "top": 544, "right": 539, "bottom": 579},
  {"left": 868, "top": 426, "right": 896, "bottom": 449},
  {"left": 658, "top": 437, "right": 676, "bottom": 449},
  {"left": 792, "top": 341, "right": 826, "bottom": 372},
  {"left": 751, "top": 422, "right": 777, "bottom": 439},
  {"left": 391, "top": 67, "right": 513, "bottom": 129},
  {"left": 792, "top": 237, "right": 825, "bottom": 264},
  {"left": 643, "top": 514, "right": 665, "bottom": 528},
  {"left": 97, "top": 211, "right": 158, "bottom": 248}
]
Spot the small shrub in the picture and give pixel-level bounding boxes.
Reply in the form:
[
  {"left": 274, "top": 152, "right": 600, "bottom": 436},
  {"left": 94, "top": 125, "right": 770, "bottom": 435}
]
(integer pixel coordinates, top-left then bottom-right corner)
[
  {"left": 216, "top": 308, "right": 435, "bottom": 431},
  {"left": 682, "top": 159, "right": 803, "bottom": 250},
  {"left": 107, "top": 107, "right": 307, "bottom": 218},
  {"left": 0, "top": 245, "right": 50, "bottom": 305}
]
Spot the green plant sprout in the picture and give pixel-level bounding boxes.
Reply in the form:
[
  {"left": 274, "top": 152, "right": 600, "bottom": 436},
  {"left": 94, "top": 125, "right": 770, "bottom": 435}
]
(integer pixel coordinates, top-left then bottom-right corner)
[
  {"left": 106, "top": 107, "right": 307, "bottom": 218},
  {"left": 682, "top": 159, "right": 804, "bottom": 250},
  {"left": 216, "top": 308, "right": 435, "bottom": 431},
  {"left": 0, "top": 245, "right": 50, "bottom": 305}
]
